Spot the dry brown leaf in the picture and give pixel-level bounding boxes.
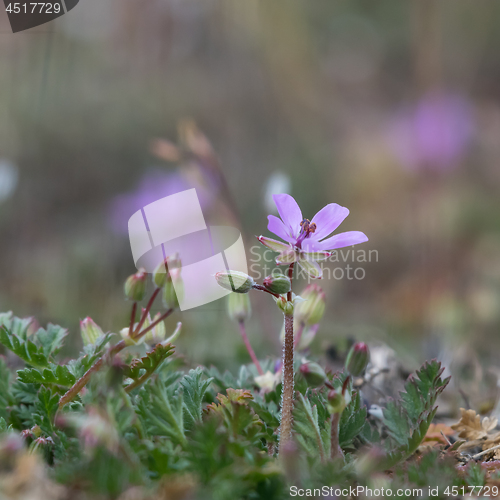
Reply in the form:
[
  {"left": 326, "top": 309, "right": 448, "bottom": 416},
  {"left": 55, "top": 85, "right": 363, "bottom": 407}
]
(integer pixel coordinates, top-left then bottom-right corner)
[
  {"left": 483, "top": 431, "right": 500, "bottom": 449},
  {"left": 451, "top": 408, "right": 498, "bottom": 441}
]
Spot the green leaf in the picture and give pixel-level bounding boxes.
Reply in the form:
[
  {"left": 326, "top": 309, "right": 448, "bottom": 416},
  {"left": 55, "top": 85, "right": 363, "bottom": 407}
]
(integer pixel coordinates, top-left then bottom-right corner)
[
  {"left": 136, "top": 378, "right": 186, "bottom": 446},
  {"left": 0, "top": 326, "right": 49, "bottom": 369},
  {"left": 293, "top": 391, "right": 329, "bottom": 461},
  {"left": 0, "top": 312, "right": 34, "bottom": 340},
  {"left": 380, "top": 359, "right": 450, "bottom": 469},
  {"left": 0, "top": 358, "right": 11, "bottom": 421},
  {"left": 124, "top": 342, "right": 175, "bottom": 380},
  {"left": 35, "top": 324, "right": 67, "bottom": 357},
  {"left": 17, "top": 364, "right": 76, "bottom": 388},
  {"left": 339, "top": 391, "right": 368, "bottom": 449},
  {"left": 249, "top": 399, "right": 280, "bottom": 444},
  {"left": 67, "top": 333, "right": 113, "bottom": 378},
  {"left": 179, "top": 368, "right": 213, "bottom": 429},
  {"left": 32, "top": 387, "right": 59, "bottom": 436}
]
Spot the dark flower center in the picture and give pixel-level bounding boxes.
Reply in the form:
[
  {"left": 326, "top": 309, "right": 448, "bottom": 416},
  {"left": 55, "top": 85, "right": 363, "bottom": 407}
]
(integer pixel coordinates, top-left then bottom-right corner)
[{"left": 296, "top": 219, "right": 317, "bottom": 248}]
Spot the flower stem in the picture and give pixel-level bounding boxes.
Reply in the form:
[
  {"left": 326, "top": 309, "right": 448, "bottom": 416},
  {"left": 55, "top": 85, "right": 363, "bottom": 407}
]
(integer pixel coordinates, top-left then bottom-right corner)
[
  {"left": 133, "top": 287, "right": 161, "bottom": 335},
  {"left": 293, "top": 322, "right": 305, "bottom": 350},
  {"left": 128, "top": 302, "right": 137, "bottom": 337},
  {"left": 238, "top": 320, "right": 264, "bottom": 376},
  {"left": 58, "top": 306, "right": 173, "bottom": 409},
  {"left": 330, "top": 412, "right": 344, "bottom": 460},
  {"left": 252, "top": 284, "right": 280, "bottom": 299},
  {"left": 279, "top": 312, "right": 295, "bottom": 451},
  {"left": 287, "top": 263, "right": 295, "bottom": 302}
]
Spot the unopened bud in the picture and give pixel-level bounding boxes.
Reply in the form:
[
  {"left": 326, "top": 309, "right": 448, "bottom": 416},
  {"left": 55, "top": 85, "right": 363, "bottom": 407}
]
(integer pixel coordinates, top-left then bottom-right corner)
[
  {"left": 120, "top": 326, "right": 144, "bottom": 346},
  {"left": 153, "top": 255, "right": 181, "bottom": 289},
  {"left": 227, "top": 293, "right": 251, "bottom": 322},
  {"left": 263, "top": 272, "right": 291, "bottom": 295},
  {"left": 215, "top": 271, "right": 255, "bottom": 293},
  {"left": 276, "top": 296, "right": 294, "bottom": 315},
  {"left": 80, "top": 317, "right": 104, "bottom": 346},
  {"left": 294, "top": 285, "right": 325, "bottom": 326},
  {"left": 162, "top": 278, "right": 183, "bottom": 310},
  {"left": 124, "top": 269, "right": 147, "bottom": 301},
  {"left": 345, "top": 342, "right": 369, "bottom": 377},
  {"left": 144, "top": 312, "right": 167, "bottom": 344},
  {"left": 327, "top": 390, "right": 346, "bottom": 414},
  {"left": 31, "top": 425, "right": 42, "bottom": 438},
  {"left": 299, "top": 361, "right": 326, "bottom": 387}
]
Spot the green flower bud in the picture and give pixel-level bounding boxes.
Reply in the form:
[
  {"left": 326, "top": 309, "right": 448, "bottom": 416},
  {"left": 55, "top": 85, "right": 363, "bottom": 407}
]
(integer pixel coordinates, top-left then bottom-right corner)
[
  {"left": 80, "top": 317, "right": 104, "bottom": 346},
  {"left": 144, "top": 312, "right": 167, "bottom": 344},
  {"left": 263, "top": 272, "right": 291, "bottom": 295},
  {"left": 276, "top": 296, "right": 294, "bottom": 315},
  {"left": 120, "top": 326, "right": 144, "bottom": 346},
  {"left": 345, "top": 342, "right": 369, "bottom": 377},
  {"left": 215, "top": 271, "right": 255, "bottom": 293},
  {"left": 294, "top": 284, "right": 325, "bottom": 326},
  {"left": 31, "top": 425, "right": 42, "bottom": 438},
  {"left": 327, "top": 389, "right": 346, "bottom": 415},
  {"left": 153, "top": 255, "right": 181, "bottom": 289},
  {"left": 299, "top": 361, "right": 326, "bottom": 387},
  {"left": 124, "top": 269, "right": 147, "bottom": 301},
  {"left": 163, "top": 278, "right": 183, "bottom": 310},
  {"left": 227, "top": 292, "right": 251, "bottom": 322}
]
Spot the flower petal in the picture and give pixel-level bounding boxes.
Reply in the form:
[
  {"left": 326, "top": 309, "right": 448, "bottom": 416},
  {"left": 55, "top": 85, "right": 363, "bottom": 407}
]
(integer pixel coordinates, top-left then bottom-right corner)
[
  {"left": 311, "top": 203, "right": 349, "bottom": 240},
  {"left": 267, "top": 215, "right": 296, "bottom": 244},
  {"left": 297, "top": 256, "right": 323, "bottom": 279},
  {"left": 257, "top": 235, "right": 291, "bottom": 253},
  {"left": 300, "top": 238, "right": 326, "bottom": 253},
  {"left": 273, "top": 194, "right": 302, "bottom": 237},
  {"left": 316, "top": 231, "right": 368, "bottom": 251}
]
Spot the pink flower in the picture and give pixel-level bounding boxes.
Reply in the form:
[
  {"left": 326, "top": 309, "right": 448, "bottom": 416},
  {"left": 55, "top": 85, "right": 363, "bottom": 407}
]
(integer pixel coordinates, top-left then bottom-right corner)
[
  {"left": 388, "top": 92, "right": 473, "bottom": 172},
  {"left": 258, "top": 194, "right": 368, "bottom": 278}
]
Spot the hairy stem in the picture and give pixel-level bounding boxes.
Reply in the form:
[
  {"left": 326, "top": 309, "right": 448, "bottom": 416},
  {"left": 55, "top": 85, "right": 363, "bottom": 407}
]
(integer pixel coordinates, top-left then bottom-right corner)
[
  {"left": 279, "top": 312, "right": 295, "bottom": 451},
  {"left": 59, "top": 307, "right": 173, "bottom": 409},
  {"left": 238, "top": 321, "right": 264, "bottom": 376},
  {"left": 124, "top": 370, "right": 155, "bottom": 394},
  {"left": 330, "top": 412, "right": 344, "bottom": 461},
  {"left": 293, "top": 322, "right": 305, "bottom": 350}
]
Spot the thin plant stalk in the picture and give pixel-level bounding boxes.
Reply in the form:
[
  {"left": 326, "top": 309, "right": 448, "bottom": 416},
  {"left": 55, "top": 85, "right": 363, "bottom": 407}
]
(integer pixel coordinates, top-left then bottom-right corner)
[
  {"left": 59, "top": 307, "right": 173, "bottom": 409},
  {"left": 330, "top": 376, "right": 350, "bottom": 460},
  {"left": 279, "top": 262, "right": 296, "bottom": 451},
  {"left": 238, "top": 320, "right": 264, "bottom": 376},
  {"left": 279, "top": 311, "right": 295, "bottom": 450},
  {"left": 330, "top": 412, "right": 344, "bottom": 460},
  {"left": 133, "top": 287, "right": 161, "bottom": 335},
  {"left": 287, "top": 263, "right": 295, "bottom": 302},
  {"left": 252, "top": 284, "right": 280, "bottom": 298},
  {"left": 128, "top": 302, "right": 137, "bottom": 337}
]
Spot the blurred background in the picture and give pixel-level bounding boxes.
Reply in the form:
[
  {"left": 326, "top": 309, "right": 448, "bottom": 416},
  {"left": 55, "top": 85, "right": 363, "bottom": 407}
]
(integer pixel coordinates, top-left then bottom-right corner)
[{"left": 1, "top": 0, "right": 500, "bottom": 407}]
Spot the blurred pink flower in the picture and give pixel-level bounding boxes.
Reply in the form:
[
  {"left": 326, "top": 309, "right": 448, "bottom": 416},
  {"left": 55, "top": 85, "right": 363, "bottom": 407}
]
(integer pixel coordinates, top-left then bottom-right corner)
[
  {"left": 388, "top": 92, "right": 474, "bottom": 172},
  {"left": 108, "top": 170, "right": 212, "bottom": 234}
]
